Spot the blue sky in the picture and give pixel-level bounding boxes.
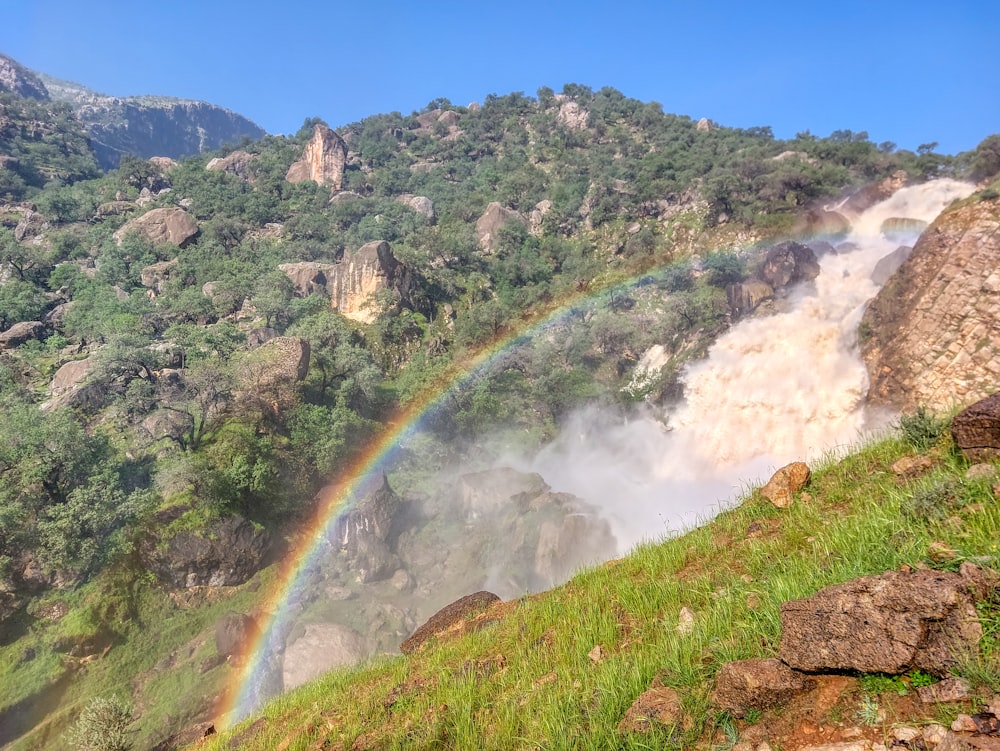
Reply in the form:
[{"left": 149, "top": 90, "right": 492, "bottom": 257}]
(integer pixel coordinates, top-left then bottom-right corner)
[{"left": 3, "top": 1, "right": 996, "bottom": 154}]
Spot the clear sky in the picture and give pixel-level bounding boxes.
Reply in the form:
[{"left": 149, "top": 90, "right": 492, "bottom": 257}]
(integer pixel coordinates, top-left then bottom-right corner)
[{"left": 2, "top": 1, "right": 997, "bottom": 154}]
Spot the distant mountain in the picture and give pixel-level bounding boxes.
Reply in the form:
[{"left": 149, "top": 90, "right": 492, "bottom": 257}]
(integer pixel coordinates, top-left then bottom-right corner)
[
  {"left": 0, "top": 52, "right": 266, "bottom": 170},
  {"left": 39, "top": 73, "right": 267, "bottom": 170}
]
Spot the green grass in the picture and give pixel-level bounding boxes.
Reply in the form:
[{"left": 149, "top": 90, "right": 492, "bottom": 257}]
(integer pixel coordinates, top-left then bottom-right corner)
[{"left": 192, "top": 432, "right": 999, "bottom": 751}]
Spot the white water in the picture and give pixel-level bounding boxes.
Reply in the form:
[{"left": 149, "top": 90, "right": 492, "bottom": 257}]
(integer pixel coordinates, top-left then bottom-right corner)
[{"left": 527, "top": 179, "right": 975, "bottom": 548}]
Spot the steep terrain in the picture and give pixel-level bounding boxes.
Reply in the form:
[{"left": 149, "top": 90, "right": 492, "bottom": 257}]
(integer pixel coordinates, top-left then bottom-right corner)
[{"left": 862, "top": 188, "right": 1000, "bottom": 411}]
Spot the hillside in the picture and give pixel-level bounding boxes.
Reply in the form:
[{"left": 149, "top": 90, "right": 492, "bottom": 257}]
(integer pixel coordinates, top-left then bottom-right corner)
[
  {"left": 192, "top": 414, "right": 1000, "bottom": 751},
  {"left": 1, "top": 71, "right": 999, "bottom": 750}
]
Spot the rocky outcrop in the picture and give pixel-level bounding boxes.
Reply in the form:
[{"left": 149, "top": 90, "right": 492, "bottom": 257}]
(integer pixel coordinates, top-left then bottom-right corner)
[
  {"left": 951, "top": 392, "right": 1000, "bottom": 462},
  {"left": 459, "top": 468, "right": 549, "bottom": 519},
  {"left": 0, "top": 53, "right": 49, "bottom": 100},
  {"left": 49, "top": 357, "right": 95, "bottom": 395},
  {"left": 140, "top": 512, "right": 270, "bottom": 588},
  {"left": 779, "top": 569, "right": 983, "bottom": 676},
  {"left": 794, "top": 208, "right": 850, "bottom": 238},
  {"left": 862, "top": 194, "right": 1000, "bottom": 410},
  {"left": 400, "top": 591, "right": 501, "bottom": 654},
  {"left": 243, "top": 336, "right": 310, "bottom": 387},
  {"left": 327, "top": 240, "right": 410, "bottom": 324},
  {"left": 475, "top": 202, "right": 527, "bottom": 253},
  {"left": 842, "top": 170, "right": 910, "bottom": 215},
  {"left": 285, "top": 124, "right": 348, "bottom": 190},
  {"left": 870, "top": 245, "right": 911, "bottom": 285},
  {"left": 216, "top": 612, "right": 257, "bottom": 659},
  {"left": 331, "top": 476, "right": 401, "bottom": 583},
  {"left": 206, "top": 150, "right": 255, "bottom": 181},
  {"left": 113, "top": 208, "right": 199, "bottom": 247},
  {"left": 726, "top": 279, "right": 774, "bottom": 319},
  {"left": 556, "top": 97, "right": 589, "bottom": 130}
]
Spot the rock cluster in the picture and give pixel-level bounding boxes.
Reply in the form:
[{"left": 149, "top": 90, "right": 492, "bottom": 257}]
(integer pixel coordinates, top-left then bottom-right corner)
[{"left": 727, "top": 242, "right": 820, "bottom": 320}]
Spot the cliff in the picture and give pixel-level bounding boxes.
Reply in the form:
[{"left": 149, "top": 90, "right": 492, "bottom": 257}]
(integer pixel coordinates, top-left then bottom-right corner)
[
  {"left": 39, "top": 73, "right": 266, "bottom": 169},
  {"left": 862, "top": 191, "right": 1000, "bottom": 411}
]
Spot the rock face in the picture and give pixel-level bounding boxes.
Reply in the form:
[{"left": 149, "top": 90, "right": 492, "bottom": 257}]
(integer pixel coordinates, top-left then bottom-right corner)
[
  {"left": 951, "top": 392, "right": 1000, "bottom": 462},
  {"left": 710, "top": 658, "right": 815, "bottom": 717},
  {"left": 140, "top": 513, "right": 270, "bottom": 588},
  {"left": 216, "top": 612, "right": 256, "bottom": 659},
  {"left": 400, "top": 591, "right": 501, "bottom": 654},
  {"left": 475, "top": 202, "right": 527, "bottom": 253},
  {"left": 779, "top": 569, "right": 983, "bottom": 676},
  {"left": 0, "top": 53, "right": 49, "bottom": 100},
  {"left": 113, "top": 207, "right": 199, "bottom": 247},
  {"left": 862, "top": 195, "right": 1000, "bottom": 410},
  {"left": 870, "top": 245, "right": 912, "bottom": 286},
  {"left": 331, "top": 476, "right": 401, "bottom": 583},
  {"left": 327, "top": 240, "right": 410, "bottom": 324},
  {"left": 206, "top": 150, "right": 255, "bottom": 181},
  {"left": 41, "top": 75, "right": 265, "bottom": 170},
  {"left": 842, "top": 170, "right": 909, "bottom": 214},
  {"left": 285, "top": 124, "right": 348, "bottom": 190},
  {"left": 727, "top": 279, "right": 774, "bottom": 319}
]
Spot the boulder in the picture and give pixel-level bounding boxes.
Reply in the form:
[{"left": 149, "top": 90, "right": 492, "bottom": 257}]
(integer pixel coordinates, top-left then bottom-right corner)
[
  {"left": 113, "top": 207, "right": 199, "bottom": 247},
  {"left": 395, "top": 194, "right": 435, "bottom": 220},
  {"left": 556, "top": 99, "right": 589, "bottom": 130},
  {"left": 206, "top": 150, "right": 255, "bottom": 181},
  {"left": 842, "top": 170, "right": 909, "bottom": 214},
  {"left": 779, "top": 569, "right": 984, "bottom": 676},
  {"left": 951, "top": 393, "right": 1000, "bottom": 462},
  {"left": 795, "top": 208, "right": 851, "bottom": 238},
  {"left": 458, "top": 468, "right": 549, "bottom": 520},
  {"left": 49, "top": 357, "right": 95, "bottom": 395},
  {"left": 710, "top": 658, "right": 816, "bottom": 717},
  {"left": 331, "top": 476, "right": 401, "bottom": 583},
  {"left": 871, "top": 245, "right": 912, "bottom": 285},
  {"left": 880, "top": 217, "right": 929, "bottom": 241},
  {"left": 140, "top": 258, "right": 179, "bottom": 293},
  {"left": 760, "top": 462, "right": 811, "bottom": 508},
  {"left": 475, "top": 202, "right": 527, "bottom": 254},
  {"left": 244, "top": 336, "right": 310, "bottom": 387},
  {"left": 760, "top": 242, "right": 820, "bottom": 289},
  {"left": 282, "top": 623, "right": 369, "bottom": 691},
  {"left": 277, "top": 261, "right": 338, "bottom": 298},
  {"left": 534, "top": 511, "right": 617, "bottom": 587},
  {"left": 140, "top": 513, "right": 270, "bottom": 588},
  {"left": 400, "top": 591, "right": 501, "bottom": 654},
  {"left": 141, "top": 409, "right": 194, "bottom": 445},
  {"left": 285, "top": 124, "right": 348, "bottom": 190},
  {"left": 529, "top": 199, "right": 552, "bottom": 235},
  {"left": 94, "top": 200, "right": 137, "bottom": 218},
  {"left": 0, "top": 320, "right": 45, "bottom": 350}
]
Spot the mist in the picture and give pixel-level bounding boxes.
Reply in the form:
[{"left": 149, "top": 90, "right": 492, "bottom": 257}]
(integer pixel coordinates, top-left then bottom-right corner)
[{"left": 522, "top": 179, "right": 976, "bottom": 551}]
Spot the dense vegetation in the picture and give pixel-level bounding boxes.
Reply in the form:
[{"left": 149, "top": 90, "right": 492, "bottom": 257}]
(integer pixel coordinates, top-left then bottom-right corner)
[{"left": 1, "top": 79, "right": 997, "bottom": 749}]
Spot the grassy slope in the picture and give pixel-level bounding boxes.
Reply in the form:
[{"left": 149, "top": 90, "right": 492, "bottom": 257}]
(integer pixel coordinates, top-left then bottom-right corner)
[{"left": 197, "top": 429, "right": 1000, "bottom": 750}]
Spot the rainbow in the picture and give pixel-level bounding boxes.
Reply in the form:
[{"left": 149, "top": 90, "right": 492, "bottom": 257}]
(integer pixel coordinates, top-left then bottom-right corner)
[{"left": 215, "top": 245, "right": 761, "bottom": 726}]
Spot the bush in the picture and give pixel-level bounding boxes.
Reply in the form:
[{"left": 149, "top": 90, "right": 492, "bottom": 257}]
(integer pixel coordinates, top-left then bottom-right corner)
[
  {"left": 66, "top": 696, "right": 134, "bottom": 751},
  {"left": 896, "top": 406, "right": 947, "bottom": 451}
]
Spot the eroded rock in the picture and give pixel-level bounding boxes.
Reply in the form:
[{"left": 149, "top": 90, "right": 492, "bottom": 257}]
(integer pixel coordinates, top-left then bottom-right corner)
[
  {"left": 618, "top": 683, "right": 683, "bottom": 734},
  {"left": 951, "top": 393, "right": 1000, "bottom": 462},
  {"left": 475, "top": 202, "right": 527, "bottom": 254},
  {"left": 760, "top": 462, "right": 811, "bottom": 508},
  {"left": 113, "top": 207, "right": 199, "bottom": 247},
  {"left": 285, "top": 124, "right": 347, "bottom": 190},
  {"left": 400, "top": 591, "right": 500, "bottom": 654},
  {"left": 710, "top": 658, "right": 816, "bottom": 717}
]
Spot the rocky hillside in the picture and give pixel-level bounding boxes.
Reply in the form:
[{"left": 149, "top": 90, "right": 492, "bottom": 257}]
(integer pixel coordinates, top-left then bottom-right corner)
[{"left": 862, "top": 186, "right": 1000, "bottom": 411}]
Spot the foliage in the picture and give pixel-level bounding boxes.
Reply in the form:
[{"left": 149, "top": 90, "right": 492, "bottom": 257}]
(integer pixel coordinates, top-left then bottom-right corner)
[
  {"left": 897, "top": 406, "right": 948, "bottom": 451},
  {"left": 65, "top": 696, "right": 134, "bottom": 751}
]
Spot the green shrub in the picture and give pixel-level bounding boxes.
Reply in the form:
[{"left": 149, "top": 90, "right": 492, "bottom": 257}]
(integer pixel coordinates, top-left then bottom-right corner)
[
  {"left": 896, "top": 407, "right": 948, "bottom": 452},
  {"left": 65, "top": 696, "right": 134, "bottom": 751}
]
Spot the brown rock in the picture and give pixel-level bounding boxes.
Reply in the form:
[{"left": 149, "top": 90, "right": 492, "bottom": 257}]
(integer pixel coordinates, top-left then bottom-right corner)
[
  {"left": 710, "top": 658, "right": 815, "bottom": 717},
  {"left": 760, "top": 242, "right": 821, "bottom": 289},
  {"left": 618, "top": 684, "right": 683, "bottom": 734},
  {"left": 727, "top": 279, "right": 774, "bottom": 319},
  {"left": 206, "top": 150, "right": 255, "bottom": 181},
  {"left": 760, "top": 462, "right": 811, "bottom": 508},
  {"left": 140, "top": 258, "right": 179, "bottom": 293},
  {"left": 277, "top": 261, "right": 339, "bottom": 298},
  {"left": 917, "top": 677, "right": 972, "bottom": 703},
  {"left": 937, "top": 731, "right": 1000, "bottom": 751},
  {"left": 113, "top": 207, "right": 199, "bottom": 247},
  {"left": 891, "top": 454, "right": 934, "bottom": 479},
  {"left": 779, "top": 569, "right": 983, "bottom": 676},
  {"left": 327, "top": 241, "right": 410, "bottom": 324},
  {"left": 475, "top": 202, "right": 527, "bottom": 254},
  {"left": 795, "top": 209, "right": 851, "bottom": 238},
  {"left": 843, "top": 171, "right": 910, "bottom": 214},
  {"left": 285, "top": 124, "right": 347, "bottom": 190},
  {"left": 94, "top": 200, "right": 137, "bottom": 218},
  {"left": 951, "top": 393, "right": 1000, "bottom": 462},
  {"left": 0, "top": 320, "right": 45, "bottom": 350},
  {"left": 400, "top": 591, "right": 500, "bottom": 654}
]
